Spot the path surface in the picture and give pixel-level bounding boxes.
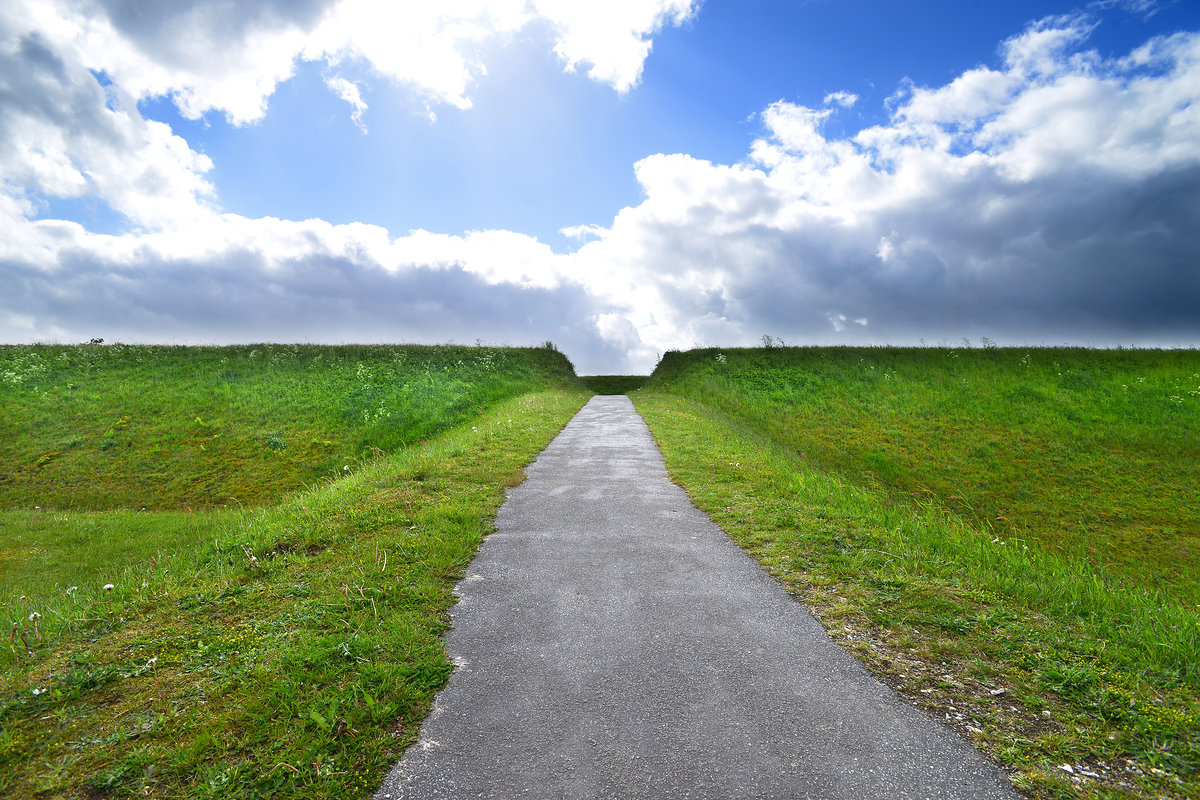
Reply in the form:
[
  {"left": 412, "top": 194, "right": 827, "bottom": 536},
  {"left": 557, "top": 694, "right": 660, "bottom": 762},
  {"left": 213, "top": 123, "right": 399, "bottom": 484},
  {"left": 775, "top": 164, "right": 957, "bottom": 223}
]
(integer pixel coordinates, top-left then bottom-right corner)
[{"left": 375, "top": 396, "right": 1019, "bottom": 799}]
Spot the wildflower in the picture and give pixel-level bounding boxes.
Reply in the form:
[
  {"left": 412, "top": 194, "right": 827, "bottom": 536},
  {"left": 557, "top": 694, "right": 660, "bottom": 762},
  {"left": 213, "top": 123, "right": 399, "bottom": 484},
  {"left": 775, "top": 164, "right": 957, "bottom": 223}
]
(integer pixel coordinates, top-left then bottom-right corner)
[
  {"left": 31, "top": 687, "right": 43, "bottom": 696},
  {"left": 28, "top": 612, "right": 39, "bottom": 622},
  {"left": 343, "top": 465, "right": 350, "bottom": 471},
  {"left": 103, "top": 583, "right": 114, "bottom": 591},
  {"left": 65, "top": 586, "right": 78, "bottom": 597}
]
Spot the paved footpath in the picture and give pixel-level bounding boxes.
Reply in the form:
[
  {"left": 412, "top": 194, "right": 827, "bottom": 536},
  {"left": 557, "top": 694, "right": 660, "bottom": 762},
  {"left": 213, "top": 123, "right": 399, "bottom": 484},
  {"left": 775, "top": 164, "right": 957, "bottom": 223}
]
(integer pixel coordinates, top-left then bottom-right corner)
[{"left": 375, "top": 396, "right": 1020, "bottom": 800}]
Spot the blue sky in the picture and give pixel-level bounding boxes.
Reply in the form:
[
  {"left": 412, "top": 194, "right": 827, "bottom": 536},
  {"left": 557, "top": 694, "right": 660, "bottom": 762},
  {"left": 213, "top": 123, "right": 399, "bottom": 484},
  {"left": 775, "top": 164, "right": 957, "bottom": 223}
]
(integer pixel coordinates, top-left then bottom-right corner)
[{"left": 2, "top": 0, "right": 1199, "bottom": 372}]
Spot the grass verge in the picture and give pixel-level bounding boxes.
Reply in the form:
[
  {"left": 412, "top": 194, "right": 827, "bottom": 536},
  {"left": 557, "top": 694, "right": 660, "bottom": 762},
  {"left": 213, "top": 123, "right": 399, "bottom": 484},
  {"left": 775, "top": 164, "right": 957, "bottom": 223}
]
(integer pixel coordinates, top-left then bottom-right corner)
[
  {"left": 634, "top": 346, "right": 1199, "bottom": 800},
  {"left": 1, "top": 388, "right": 588, "bottom": 799}
]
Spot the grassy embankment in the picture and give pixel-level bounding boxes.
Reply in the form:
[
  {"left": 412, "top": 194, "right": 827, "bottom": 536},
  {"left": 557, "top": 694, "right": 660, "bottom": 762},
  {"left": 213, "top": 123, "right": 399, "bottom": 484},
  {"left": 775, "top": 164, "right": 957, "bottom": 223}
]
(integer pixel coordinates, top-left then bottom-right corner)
[
  {"left": 578, "top": 375, "right": 649, "bottom": 395},
  {"left": 633, "top": 346, "right": 1199, "bottom": 800},
  {"left": 0, "top": 343, "right": 589, "bottom": 799}
]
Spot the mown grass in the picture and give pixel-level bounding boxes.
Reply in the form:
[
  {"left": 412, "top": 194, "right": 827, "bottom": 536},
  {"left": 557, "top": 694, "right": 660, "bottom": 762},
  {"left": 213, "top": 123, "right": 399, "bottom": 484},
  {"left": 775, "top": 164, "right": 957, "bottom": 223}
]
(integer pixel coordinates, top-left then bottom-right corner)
[
  {"left": 635, "top": 345, "right": 1199, "bottom": 800},
  {"left": 0, "top": 343, "right": 589, "bottom": 799}
]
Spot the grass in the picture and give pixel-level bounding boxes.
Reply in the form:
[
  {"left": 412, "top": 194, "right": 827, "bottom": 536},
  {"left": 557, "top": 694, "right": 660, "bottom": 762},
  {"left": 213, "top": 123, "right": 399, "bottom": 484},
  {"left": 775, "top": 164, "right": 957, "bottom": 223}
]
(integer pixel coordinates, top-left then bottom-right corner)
[
  {"left": 0, "top": 343, "right": 589, "bottom": 799},
  {"left": 0, "top": 343, "right": 574, "bottom": 511},
  {"left": 578, "top": 375, "right": 649, "bottom": 395},
  {"left": 7, "top": 340, "right": 1199, "bottom": 799},
  {"left": 0, "top": 510, "right": 217, "bottom": 599},
  {"left": 634, "top": 345, "right": 1199, "bottom": 799},
  {"left": 0, "top": 342, "right": 578, "bottom": 603}
]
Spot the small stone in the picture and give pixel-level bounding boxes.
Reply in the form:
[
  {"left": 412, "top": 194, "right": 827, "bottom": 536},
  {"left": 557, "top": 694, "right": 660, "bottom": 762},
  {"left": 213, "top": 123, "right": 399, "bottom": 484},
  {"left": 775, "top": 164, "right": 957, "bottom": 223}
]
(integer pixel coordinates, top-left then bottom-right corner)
[{"left": 989, "top": 687, "right": 1006, "bottom": 696}]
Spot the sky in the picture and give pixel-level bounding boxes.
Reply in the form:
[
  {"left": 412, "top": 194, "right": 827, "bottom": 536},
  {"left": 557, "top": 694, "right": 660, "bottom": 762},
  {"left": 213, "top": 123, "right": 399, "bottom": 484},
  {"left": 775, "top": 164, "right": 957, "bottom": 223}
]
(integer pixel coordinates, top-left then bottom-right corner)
[{"left": 1, "top": 0, "right": 1198, "bottom": 373}]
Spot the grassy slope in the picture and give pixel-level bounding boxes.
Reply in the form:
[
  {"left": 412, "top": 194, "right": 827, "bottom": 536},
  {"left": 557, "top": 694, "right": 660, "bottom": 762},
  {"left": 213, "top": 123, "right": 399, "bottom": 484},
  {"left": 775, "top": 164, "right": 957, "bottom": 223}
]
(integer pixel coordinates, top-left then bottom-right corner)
[
  {"left": 0, "top": 344, "right": 575, "bottom": 599},
  {"left": 0, "top": 344, "right": 589, "bottom": 799},
  {"left": 635, "top": 346, "right": 1199, "bottom": 800},
  {"left": 0, "top": 343, "right": 572, "bottom": 511},
  {"left": 578, "top": 375, "right": 649, "bottom": 395}
]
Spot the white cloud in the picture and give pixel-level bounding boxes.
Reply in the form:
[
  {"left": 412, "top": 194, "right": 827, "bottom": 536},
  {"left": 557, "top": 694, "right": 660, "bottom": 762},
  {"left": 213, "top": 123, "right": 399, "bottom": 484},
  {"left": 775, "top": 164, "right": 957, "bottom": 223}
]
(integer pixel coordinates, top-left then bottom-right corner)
[
  {"left": 324, "top": 75, "right": 368, "bottom": 132},
  {"left": 0, "top": 19, "right": 216, "bottom": 236},
  {"left": 1089, "top": 0, "right": 1176, "bottom": 20},
  {"left": 560, "top": 223, "right": 608, "bottom": 241},
  {"left": 559, "top": 16, "right": 1200, "bottom": 364},
  {"left": 823, "top": 91, "right": 858, "bottom": 108},
  {"left": 25, "top": 0, "right": 321, "bottom": 126},
  {"left": 0, "top": 0, "right": 701, "bottom": 242},
  {"left": 2, "top": 11, "right": 1199, "bottom": 373},
  {"left": 13, "top": 0, "right": 699, "bottom": 128},
  {"left": 532, "top": 0, "right": 698, "bottom": 93}
]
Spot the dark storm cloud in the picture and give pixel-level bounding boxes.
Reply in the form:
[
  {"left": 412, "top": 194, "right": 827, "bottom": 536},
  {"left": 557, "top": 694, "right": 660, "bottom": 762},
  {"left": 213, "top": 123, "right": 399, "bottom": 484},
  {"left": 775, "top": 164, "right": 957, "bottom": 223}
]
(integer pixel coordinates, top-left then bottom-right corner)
[{"left": 712, "top": 162, "right": 1200, "bottom": 346}]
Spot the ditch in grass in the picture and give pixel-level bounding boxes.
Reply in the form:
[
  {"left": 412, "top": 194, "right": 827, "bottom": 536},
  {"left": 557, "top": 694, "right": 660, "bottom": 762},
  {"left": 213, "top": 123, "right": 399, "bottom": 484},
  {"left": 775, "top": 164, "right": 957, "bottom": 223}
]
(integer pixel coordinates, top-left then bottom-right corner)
[{"left": 635, "top": 345, "right": 1199, "bottom": 800}]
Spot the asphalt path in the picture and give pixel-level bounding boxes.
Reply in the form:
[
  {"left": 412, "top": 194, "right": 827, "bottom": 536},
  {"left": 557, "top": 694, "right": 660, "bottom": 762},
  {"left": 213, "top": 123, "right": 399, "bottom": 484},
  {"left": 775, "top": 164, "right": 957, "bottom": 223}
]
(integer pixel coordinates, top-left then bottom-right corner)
[{"left": 375, "top": 395, "right": 1020, "bottom": 799}]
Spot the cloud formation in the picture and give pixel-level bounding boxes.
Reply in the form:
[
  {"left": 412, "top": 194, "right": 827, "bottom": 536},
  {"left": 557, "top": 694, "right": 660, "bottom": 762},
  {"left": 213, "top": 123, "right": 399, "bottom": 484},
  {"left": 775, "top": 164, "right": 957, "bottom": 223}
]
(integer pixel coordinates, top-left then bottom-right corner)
[
  {"left": 564, "top": 14, "right": 1200, "bottom": 365},
  {"left": 1, "top": 6, "right": 1198, "bottom": 373},
  {"left": 15, "top": 0, "right": 698, "bottom": 125}
]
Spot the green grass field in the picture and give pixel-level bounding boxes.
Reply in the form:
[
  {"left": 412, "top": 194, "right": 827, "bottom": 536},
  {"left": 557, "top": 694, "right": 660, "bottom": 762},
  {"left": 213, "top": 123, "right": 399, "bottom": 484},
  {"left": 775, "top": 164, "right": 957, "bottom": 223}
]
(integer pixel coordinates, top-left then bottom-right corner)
[
  {"left": 0, "top": 343, "right": 589, "bottom": 799},
  {"left": 3, "top": 342, "right": 1198, "bottom": 799},
  {"left": 635, "top": 345, "right": 1199, "bottom": 799}
]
